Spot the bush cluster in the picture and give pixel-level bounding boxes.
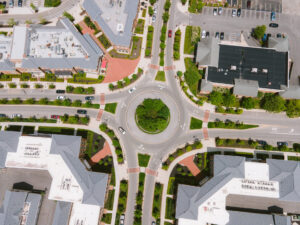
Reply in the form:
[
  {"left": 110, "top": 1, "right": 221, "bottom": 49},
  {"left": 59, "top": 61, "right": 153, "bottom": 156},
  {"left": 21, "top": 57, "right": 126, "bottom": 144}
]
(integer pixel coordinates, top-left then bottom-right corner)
[{"left": 66, "top": 85, "right": 95, "bottom": 95}]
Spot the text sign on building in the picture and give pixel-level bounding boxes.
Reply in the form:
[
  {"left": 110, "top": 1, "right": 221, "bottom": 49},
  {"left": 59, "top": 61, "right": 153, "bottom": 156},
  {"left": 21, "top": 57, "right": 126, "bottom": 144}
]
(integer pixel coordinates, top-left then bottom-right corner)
[{"left": 241, "top": 179, "right": 277, "bottom": 192}]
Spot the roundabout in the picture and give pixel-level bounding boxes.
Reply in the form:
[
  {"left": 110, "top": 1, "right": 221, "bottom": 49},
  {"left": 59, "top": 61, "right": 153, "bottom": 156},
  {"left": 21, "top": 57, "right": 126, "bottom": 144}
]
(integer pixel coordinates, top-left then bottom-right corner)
[{"left": 123, "top": 88, "right": 183, "bottom": 145}]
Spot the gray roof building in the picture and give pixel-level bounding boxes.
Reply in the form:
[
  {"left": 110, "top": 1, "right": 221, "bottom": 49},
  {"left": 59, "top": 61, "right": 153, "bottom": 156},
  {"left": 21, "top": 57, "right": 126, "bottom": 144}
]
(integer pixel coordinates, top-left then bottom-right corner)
[
  {"left": 52, "top": 201, "right": 72, "bottom": 225},
  {"left": 0, "top": 191, "right": 41, "bottom": 225},
  {"left": 196, "top": 38, "right": 289, "bottom": 92},
  {"left": 82, "top": 0, "right": 139, "bottom": 48},
  {"left": 0, "top": 131, "right": 21, "bottom": 168},
  {"left": 279, "top": 86, "right": 300, "bottom": 99},
  {"left": 21, "top": 18, "right": 103, "bottom": 71},
  {"left": 176, "top": 154, "right": 298, "bottom": 224},
  {"left": 233, "top": 78, "right": 259, "bottom": 97}
]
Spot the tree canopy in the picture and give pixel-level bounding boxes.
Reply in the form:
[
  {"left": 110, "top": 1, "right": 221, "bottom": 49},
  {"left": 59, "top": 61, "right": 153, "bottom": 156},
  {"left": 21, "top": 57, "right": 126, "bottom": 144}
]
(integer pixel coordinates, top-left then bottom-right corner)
[
  {"left": 253, "top": 25, "right": 266, "bottom": 40},
  {"left": 135, "top": 99, "right": 170, "bottom": 134},
  {"left": 260, "top": 94, "right": 285, "bottom": 112}
]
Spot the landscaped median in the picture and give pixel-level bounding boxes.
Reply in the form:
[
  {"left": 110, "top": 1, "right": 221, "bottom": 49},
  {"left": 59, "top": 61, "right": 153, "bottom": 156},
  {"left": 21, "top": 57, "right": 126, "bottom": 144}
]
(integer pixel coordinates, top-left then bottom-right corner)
[
  {"left": 145, "top": 26, "right": 154, "bottom": 57},
  {"left": 173, "top": 29, "right": 181, "bottom": 60},
  {"left": 66, "top": 86, "right": 95, "bottom": 94},
  {"left": 115, "top": 180, "right": 128, "bottom": 225},
  {"left": 104, "top": 103, "right": 118, "bottom": 114},
  {"left": 138, "top": 153, "right": 151, "bottom": 167},
  {"left": 134, "top": 172, "right": 145, "bottom": 225},
  {"left": 189, "top": 117, "right": 202, "bottom": 129},
  {"left": 152, "top": 182, "right": 163, "bottom": 222},
  {"left": 108, "top": 68, "right": 143, "bottom": 91},
  {"left": 208, "top": 121, "right": 259, "bottom": 129},
  {"left": 100, "top": 123, "right": 124, "bottom": 164},
  {"left": 155, "top": 71, "right": 166, "bottom": 82},
  {"left": 0, "top": 117, "right": 56, "bottom": 123},
  {"left": 0, "top": 98, "right": 100, "bottom": 109}
]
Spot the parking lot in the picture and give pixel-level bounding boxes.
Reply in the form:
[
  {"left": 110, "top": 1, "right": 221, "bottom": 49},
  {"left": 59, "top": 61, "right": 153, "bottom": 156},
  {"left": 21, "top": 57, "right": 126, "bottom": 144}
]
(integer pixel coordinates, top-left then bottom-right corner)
[
  {"left": 241, "top": 0, "right": 282, "bottom": 12},
  {"left": 0, "top": 168, "right": 56, "bottom": 225},
  {"left": 201, "top": 7, "right": 281, "bottom": 22}
]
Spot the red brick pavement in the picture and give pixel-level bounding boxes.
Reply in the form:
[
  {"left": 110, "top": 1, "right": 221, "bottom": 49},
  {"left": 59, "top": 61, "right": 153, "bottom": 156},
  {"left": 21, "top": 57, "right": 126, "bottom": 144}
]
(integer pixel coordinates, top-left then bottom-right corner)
[
  {"left": 100, "top": 93, "right": 105, "bottom": 105},
  {"left": 203, "top": 110, "right": 210, "bottom": 123},
  {"left": 145, "top": 168, "right": 158, "bottom": 176},
  {"left": 127, "top": 168, "right": 140, "bottom": 174},
  {"left": 179, "top": 155, "right": 201, "bottom": 176},
  {"left": 164, "top": 65, "right": 176, "bottom": 71},
  {"left": 203, "top": 127, "right": 209, "bottom": 140},
  {"left": 91, "top": 141, "right": 112, "bottom": 163},
  {"left": 148, "top": 64, "right": 160, "bottom": 70},
  {"left": 96, "top": 109, "right": 103, "bottom": 121}
]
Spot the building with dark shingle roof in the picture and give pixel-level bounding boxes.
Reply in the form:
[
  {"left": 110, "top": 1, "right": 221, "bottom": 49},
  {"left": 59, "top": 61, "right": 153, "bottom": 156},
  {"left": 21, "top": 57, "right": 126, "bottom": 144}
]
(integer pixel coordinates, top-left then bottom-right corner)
[
  {"left": 176, "top": 153, "right": 299, "bottom": 225},
  {"left": 196, "top": 37, "right": 290, "bottom": 96}
]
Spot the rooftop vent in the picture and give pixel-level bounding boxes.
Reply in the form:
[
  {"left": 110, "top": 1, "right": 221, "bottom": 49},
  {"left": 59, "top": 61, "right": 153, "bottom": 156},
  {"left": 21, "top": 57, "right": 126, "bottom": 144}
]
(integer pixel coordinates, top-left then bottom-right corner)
[
  {"left": 117, "top": 23, "right": 124, "bottom": 33},
  {"left": 251, "top": 68, "right": 258, "bottom": 73},
  {"left": 262, "top": 69, "right": 268, "bottom": 73},
  {"left": 268, "top": 82, "right": 272, "bottom": 85},
  {"left": 230, "top": 65, "right": 237, "bottom": 70}
]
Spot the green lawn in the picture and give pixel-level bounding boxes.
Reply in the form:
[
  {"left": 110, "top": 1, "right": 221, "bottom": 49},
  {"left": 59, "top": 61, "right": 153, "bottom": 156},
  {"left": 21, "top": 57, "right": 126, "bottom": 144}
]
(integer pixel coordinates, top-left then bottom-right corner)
[
  {"left": 184, "top": 26, "right": 200, "bottom": 54},
  {"left": 208, "top": 121, "right": 258, "bottom": 129},
  {"left": 224, "top": 151, "right": 254, "bottom": 158},
  {"left": 22, "top": 126, "right": 35, "bottom": 134},
  {"left": 288, "top": 156, "right": 300, "bottom": 161},
  {"left": 5, "top": 125, "right": 22, "bottom": 132},
  {"left": 134, "top": 19, "right": 145, "bottom": 34},
  {"left": 184, "top": 58, "right": 202, "bottom": 95},
  {"left": 104, "top": 189, "right": 115, "bottom": 210},
  {"left": 256, "top": 153, "right": 269, "bottom": 160},
  {"left": 44, "top": 0, "right": 61, "bottom": 7},
  {"left": 152, "top": 183, "right": 163, "bottom": 219},
  {"left": 155, "top": 71, "right": 166, "bottom": 82},
  {"left": 138, "top": 153, "right": 151, "bottom": 167},
  {"left": 167, "top": 177, "right": 175, "bottom": 195},
  {"left": 165, "top": 197, "right": 176, "bottom": 220},
  {"left": 164, "top": 222, "right": 173, "bottom": 225},
  {"left": 38, "top": 126, "right": 75, "bottom": 135},
  {"left": 145, "top": 26, "right": 154, "bottom": 57},
  {"left": 189, "top": 117, "right": 203, "bottom": 129},
  {"left": 101, "top": 213, "right": 112, "bottom": 224},
  {"left": 104, "top": 103, "right": 118, "bottom": 114},
  {"left": 98, "top": 34, "right": 112, "bottom": 49}
]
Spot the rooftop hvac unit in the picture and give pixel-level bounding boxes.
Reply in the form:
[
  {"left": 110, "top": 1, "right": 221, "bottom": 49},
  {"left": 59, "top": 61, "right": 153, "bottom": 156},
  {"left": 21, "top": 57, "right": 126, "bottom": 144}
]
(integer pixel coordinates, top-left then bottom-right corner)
[
  {"left": 117, "top": 23, "right": 124, "bottom": 33},
  {"left": 251, "top": 68, "right": 258, "bottom": 73}
]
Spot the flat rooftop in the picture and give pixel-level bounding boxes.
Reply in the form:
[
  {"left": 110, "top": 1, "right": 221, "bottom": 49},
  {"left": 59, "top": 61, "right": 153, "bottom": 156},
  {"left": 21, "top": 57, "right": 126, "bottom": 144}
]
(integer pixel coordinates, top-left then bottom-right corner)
[
  {"left": 27, "top": 29, "right": 87, "bottom": 59},
  {"left": 0, "top": 35, "right": 11, "bottom": 62},
  {"left": 207, "top": 44, "right": 289, "bottom": 90}
]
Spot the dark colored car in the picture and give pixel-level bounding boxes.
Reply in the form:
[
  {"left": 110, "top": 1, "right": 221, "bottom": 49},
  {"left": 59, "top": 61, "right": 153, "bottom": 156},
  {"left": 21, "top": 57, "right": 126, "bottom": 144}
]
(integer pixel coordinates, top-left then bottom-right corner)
[
  {"left": 51, "top": 115, "right": 60, "bottom": 119},
  {"left": 277, "top": 142, "right": 288, "bottom": 147},
  {"left": 206, "top": 31, "right": 210, "bottom": 37},
  {"left": 18, "top": 0, "right": 21, "bottom": 7},
  {"left": 276, "top": 33, "right": 282, "bottom": 38},
  {"left": 168, "top": 29, "right": 172, "bottom": 38},
  {"left": 85, "top": 96, "right": 94, "bottom": 101},
  {"left": 271, "top": 11, "right": 275, "bottom": 21},
  {"left": 56, "top": 89, "right": 65, "bottom": 94},
  {"left": 220, "top": 32, "right": 224, "bottom": 40},
  {"left": 213, "top": 8, "right": 217, "bottom": 16},
  {"left": 269, "top": 23, "right": 279, "bottom": 28},
  {"left": 247, "top": 0, "right": 251, "bottom": 9},
  {"left": 258, "top": 140, "right": 267, "bottom": 146},
  {"left": 0, "top": 113, "right": 6, "bottom": 118},
  {"left": 77, "top": 109, "right": 87, "bottom": 114},
  {"left": 237, "top": 8, "right": 241, "bottom": 17},
  {"left": 215, "top": 32, "right": 220, "bottom": 38}
]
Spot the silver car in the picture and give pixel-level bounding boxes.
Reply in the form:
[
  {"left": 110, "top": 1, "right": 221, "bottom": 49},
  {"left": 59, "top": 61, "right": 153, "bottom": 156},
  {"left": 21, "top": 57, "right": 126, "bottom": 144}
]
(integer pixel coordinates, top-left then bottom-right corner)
[{"left": 118, "top": 127, "right": 126, "bottom": 135}]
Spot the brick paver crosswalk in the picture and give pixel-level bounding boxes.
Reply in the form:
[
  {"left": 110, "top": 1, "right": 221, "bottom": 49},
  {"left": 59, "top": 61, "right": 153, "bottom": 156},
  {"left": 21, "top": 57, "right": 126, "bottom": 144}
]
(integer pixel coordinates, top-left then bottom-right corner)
[
  {"left": 100, "top": 93, "right": 105, "bottom": 105},
  {"left": 203, "top": 127, "right": 209, "bottom": 140},
  {"left": 96, "top": 109, "right": 104, "bottom": 121},
  {"left": 203, "top": 110, "right": 210, "bottom": 123},
  {"left": 148, "top": 64, "right": 160, "bottom": 70},
  {"left": 145, "top": 168, "right": 158, "bottom": 177},
  {"left": 127, "top": 168, "right": 140, "bottom": 174},
  {"left": 164, "top": 65, "right": 175, "bottom": 71}
]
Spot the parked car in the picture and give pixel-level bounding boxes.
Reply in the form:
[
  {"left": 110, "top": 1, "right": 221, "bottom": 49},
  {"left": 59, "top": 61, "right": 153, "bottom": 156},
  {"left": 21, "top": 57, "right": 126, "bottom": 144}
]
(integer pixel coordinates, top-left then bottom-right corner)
[
  {"left": 57, "top": 95, "right": 65, "bottom": 100},
  {"left": 215, "top": 32, "right": 220, "bottom": 38},
  {"left": 220, "top": 32, "right": 224, "bottom": 40},
  {"left": 85, "top": 96, "right": 94, "bottom": 101},
  {"left": 77, "top": 109, "right": 87, "bottom": 114},
  {"left": 120, "top": 214, "right": 125, "bottom": 225},
  {"left": 213, "top": 8, "right": 217, "bottom": 16},
  {"left": 206, "top": 31, "right": 210, "bottom": 37},
  {"left": 201, "top": 30, "right": 206, "bottom": 39},
  {"left": 168, "top": 29, "right": 172, "bottom": 38},
  {"left": 237, "top": 8, "right": 241, "bottom": 17},
  {"left": 18, "top": 0, "right": 21, "bottom": 7},
  {"left": 152, "top": 15, "right": 156, "bottom": 23},
  {"left": 247, "top": 0, "right": 251, "bottom": 9},
  {"left": 232, "top": 9, "right": 237, "bottom": 17},
  {"left": 271, "top": 11, "right": 275, "bottom": 21},
  {"left": 11, "top": 113, "right": 21, "bottom": 118},
  {"left": 128, "top": 86, "right": 136, "bottom": 93},
  {"left": 56, "top": 89, "right": 65, "bottom": 94},
  {"left": 118, "top": 127, "right": 126, "bottom": 135},
  {"left": 269, "top": 23, "right": 279, "bottom": 28},
  {"left": 0, "top": 113, "right": 6, "bottom": 118},
  {"left": 258, "top": 140, "right": 267, "bottom": 146},
  {"left": 277, "top": 142, "right": 288, "bottom": 147},
  {"left": 276, "top": 33, "right": 282, "bottom": 38},
  {"left": 51, "top": 115, "right": 60, "bottom": 119},
  {"left": 152, "top": 221, "right": 156, "bottom": 225},
  {"left": 9, "top": 0, "right": 13, "bottom": 7},
  {"left": 218, "top": 7, "right": 222, "bottom": 15}
]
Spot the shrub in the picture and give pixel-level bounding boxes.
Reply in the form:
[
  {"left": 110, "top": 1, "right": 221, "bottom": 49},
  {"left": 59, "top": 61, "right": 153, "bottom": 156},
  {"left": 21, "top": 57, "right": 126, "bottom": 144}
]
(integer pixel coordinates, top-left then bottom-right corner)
[
  {"left": 8, "top": 83, "right": 16, "bottom": 88},
  {"left": 48, "top": 83, "right": 55, "bottom": 89},
  {"left": 35, "top": 83, "right": 43, "bottom": 89},
  {"left": 260, "top": 94, "right": 285, "bottom": 113}
]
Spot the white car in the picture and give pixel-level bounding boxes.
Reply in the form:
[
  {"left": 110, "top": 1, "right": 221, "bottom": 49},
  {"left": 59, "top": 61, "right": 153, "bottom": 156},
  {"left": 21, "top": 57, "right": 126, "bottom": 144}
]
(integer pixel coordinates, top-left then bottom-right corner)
[
  {"left": 56, "top": 95, "right": 65, "bottom": 100},
  {"left": 128, "top": 87, "right": 136, "bottom": 93},
  {"left": 11, "top": 113, "right": 22, "bottom": 118},
  {"left": 120, "top": 214, "right": 125, "bottom": 225},
  {"left": 152, "top": 16, "right": 156, "bottom": 23},
  {"left": 201, "top": 30, "right": 206, "bottom": 39},
  {"left": 232, "top": 9, "right": 237, "bottom": 17},
  {"left": 118, "top": 127, "right": 126, "bottom": 135}
]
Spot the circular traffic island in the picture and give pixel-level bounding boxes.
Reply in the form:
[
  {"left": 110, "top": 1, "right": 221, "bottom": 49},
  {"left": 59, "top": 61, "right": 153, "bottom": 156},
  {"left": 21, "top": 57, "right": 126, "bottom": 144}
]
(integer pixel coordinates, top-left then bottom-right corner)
[{"left": 135, "top": 98, "right": 170, "bottom": 134}]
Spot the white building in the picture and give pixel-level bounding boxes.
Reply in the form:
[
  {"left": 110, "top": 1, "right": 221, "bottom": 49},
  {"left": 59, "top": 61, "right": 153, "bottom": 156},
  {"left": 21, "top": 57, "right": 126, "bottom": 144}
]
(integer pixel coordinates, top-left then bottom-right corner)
[{"left": 0, "top": 131, "right": 108, "bottom": 225}]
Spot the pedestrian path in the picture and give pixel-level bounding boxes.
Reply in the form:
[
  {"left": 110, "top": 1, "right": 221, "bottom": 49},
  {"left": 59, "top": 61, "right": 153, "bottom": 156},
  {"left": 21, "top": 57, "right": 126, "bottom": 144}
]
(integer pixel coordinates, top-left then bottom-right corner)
[
  {"left": 179, "top": 155, "right": 201, "bottom": 176},
  {"left": 96, "top": 109, "right": 104, "bottom": 121},
  {"left": 145, "top": 168, "right": 158, "bottom": 176},
  {"left": 91, "top": 141, "right": 112, "bottom": 163}
]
